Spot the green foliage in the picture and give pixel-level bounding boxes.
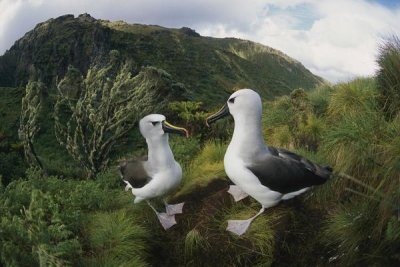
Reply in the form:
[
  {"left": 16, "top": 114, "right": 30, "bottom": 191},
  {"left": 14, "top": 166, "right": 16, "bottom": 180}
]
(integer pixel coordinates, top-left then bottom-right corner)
[
  {"left": 307, "top": 84, "right": 333, "bottom": 117},
  {"left": 0, "top": 87, "right": 26, "bottom": 184},
  {"left": 0, "top": 181, "right": 82, "bottom": 266},
  {"left": 0, "top": 14, "right": 322, "bottom": 107},
  {"left": 184, "top": 229, "right": 210, "bottom": 264},
  {"left": 261, "top": 77, "right": 399, "bottom": 265},
  {"left": 205, "top": 200, "right": 279, "bottom": 267},
  {"left": 264, "top": 89, "right": 324, "bottom": 150},
  {"left": 0, "top": 151, "right": 26, "bottom": 185},
  {"left": 176, "top": 141, "right": 227, "bottom": 197},
  {"left": 324, "top": 199, "right": 377, "bottom": 265},
  {"left": 83, "top": 209, "right": 150, "bottom": 267},
  {"left": 321, "top": 111, "right": 384, "bottom": 177},
  {"left": 327, "top": 78, "right": 378, "bottom": 120},
  {"left": 1, "top": 17, "right": 400, "bottom": 266},
  {"left": 323, "top": 197, "right": 399, "bottom": 266},
  {"left": 376, "top": 36, "right": 400, "bottom": 118},
  {"left": 0, "top": 167, "right": 149, "bottom": 266},
  {"left": 54, "top": 51, "right": 182, "bottom": 177},
  {"left": 168, "top": 101, "right": 208, "bottom": 136},
  {"left": 169, "top": 136, "right": 201, "bottom": 166},
  {"left": 18, "top": 81, "right": 45, "bottom": 169}
]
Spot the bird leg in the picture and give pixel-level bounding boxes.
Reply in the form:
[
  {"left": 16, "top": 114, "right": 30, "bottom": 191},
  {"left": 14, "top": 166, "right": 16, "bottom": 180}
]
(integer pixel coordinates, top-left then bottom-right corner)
[
  {"left": 227, "top": 185, "right": 249, "bottom": 202},
  {"left": 226, "top": 206, "right": 265, "bottom": 236},
  {"left": 146, "top": 201, "right": 177, "bottom": 230},
  {"left": 163, "top": 200, "right": 184, "bottom": 216}
]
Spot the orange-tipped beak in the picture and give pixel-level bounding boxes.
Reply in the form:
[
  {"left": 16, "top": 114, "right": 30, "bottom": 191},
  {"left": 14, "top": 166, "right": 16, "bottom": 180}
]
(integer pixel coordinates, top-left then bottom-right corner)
[{"left": 162, "top": 121, "right": 189, "bottom": 137}]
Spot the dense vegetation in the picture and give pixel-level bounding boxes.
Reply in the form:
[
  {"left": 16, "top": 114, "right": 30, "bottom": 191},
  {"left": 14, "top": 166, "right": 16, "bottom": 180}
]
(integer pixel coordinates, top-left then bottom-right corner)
[{"left": 0, "top": 15, "right": 399, "bottom": 267}]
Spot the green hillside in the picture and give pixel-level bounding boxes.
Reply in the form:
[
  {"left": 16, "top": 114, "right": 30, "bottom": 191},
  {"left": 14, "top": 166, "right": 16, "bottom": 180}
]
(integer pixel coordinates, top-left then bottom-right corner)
[{"left": 0, "top": 13, "right": 323, "bottom": 104}]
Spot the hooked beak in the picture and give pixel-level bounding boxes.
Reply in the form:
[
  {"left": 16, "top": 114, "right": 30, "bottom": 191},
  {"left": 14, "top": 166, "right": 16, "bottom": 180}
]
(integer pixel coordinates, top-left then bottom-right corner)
[
  {"left": 206, "top": 103, "right": 230, "bottom": 127},
  {"left": 162, "top": 121, "right": 189, "bottom": 137}
]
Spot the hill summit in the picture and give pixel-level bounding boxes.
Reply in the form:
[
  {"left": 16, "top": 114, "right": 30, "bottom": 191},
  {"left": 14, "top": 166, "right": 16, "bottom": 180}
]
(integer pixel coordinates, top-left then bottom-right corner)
[{"left": 0, "top": 13, "right": 323, "bottom": 103}]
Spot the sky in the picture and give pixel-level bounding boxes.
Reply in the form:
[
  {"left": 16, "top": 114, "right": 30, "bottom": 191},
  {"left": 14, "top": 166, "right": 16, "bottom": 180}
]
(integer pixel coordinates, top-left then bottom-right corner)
[{"left": 1, "top": 0, "right": 400, "bottom": 83}]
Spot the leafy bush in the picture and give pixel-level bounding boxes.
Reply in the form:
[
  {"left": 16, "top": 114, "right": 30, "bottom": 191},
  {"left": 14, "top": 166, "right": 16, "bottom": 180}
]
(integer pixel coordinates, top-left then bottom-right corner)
[
  {"left": 0, "top": 151, "right": 26, "bottom": 185},
  {"left": 0, "top": 168, "right": 152, "bottom": 266},
  {"left": 169, "top": 136, "right": 201, "bottom": 166}
]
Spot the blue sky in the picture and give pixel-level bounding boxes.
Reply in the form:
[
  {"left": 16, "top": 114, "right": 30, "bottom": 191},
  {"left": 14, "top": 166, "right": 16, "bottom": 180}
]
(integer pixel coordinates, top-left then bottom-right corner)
[
  {"left": 371, "top": 0, "right": 400, "bottom": 8},
  {"left": 1, "top": 0, "right": 400, "bottom": 83}
]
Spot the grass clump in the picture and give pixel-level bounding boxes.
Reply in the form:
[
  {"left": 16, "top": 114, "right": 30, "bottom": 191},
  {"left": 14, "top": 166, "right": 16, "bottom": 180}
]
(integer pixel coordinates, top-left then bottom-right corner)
[
  {"left": 216, "top": 201, "right": 282, "bottom": 267},
  {"left": 175, "top": 141, "right": 227, "bottom": 197},
  {"left": 83, "top": 209, "right": 150, "bottom": 267},
  {"left": 184, "top": 229, "right": 211, "bottom": 265},
  {"left": 376, "top": 36, "right": 400, "bottom": 118}
]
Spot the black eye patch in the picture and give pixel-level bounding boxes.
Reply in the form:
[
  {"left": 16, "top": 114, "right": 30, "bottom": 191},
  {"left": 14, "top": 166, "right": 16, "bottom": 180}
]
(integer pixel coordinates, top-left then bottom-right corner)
[
  {"left": 228, "top": 97, "right": 235, "bottom": 104},
  {"left": 151, "top": 121, "right": 159, "bottom": 126}
]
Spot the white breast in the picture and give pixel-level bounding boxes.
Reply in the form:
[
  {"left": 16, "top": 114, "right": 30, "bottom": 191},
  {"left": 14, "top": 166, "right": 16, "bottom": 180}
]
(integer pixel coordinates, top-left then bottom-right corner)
[
  {"left": 131, "top": 161, "right": 182, "bottom": 202},
  {"left": 224, "top": 151, "right": 282, "bottom": 208}
]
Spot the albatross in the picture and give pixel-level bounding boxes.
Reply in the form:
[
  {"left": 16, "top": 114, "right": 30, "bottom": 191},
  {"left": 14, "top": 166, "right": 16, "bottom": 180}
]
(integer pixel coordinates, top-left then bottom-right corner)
[
  {"left": 119, "top": 114, "right": 189, "bottom": 230},
  {"left": 206, "top": 89, "right": 332, "bottom": 236}
]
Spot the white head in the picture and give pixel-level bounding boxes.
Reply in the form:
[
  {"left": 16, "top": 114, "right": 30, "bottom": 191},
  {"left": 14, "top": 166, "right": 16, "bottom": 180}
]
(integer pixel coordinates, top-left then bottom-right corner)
[
  {"left": 226, "top": 89, "right": 262, "bottom": 119},
  {"left": 139, "top": 114, "right": 189, "bottom": 140},
  {"left": 206, "top": 89, "right": 262, "bottom": 125}
]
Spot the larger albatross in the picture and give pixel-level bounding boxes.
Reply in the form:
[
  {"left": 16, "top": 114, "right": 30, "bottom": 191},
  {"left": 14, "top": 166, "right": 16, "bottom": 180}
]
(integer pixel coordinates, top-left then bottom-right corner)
[
  {"left": 119, "top": 114, "right": 189, "bottom": 230},
  {"left": 206, "top": 89, "right": 332, "bottom": 235}
]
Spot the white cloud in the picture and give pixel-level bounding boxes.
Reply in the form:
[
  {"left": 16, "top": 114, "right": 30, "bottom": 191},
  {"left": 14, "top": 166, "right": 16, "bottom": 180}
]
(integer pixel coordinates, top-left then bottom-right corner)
[
  {"left": 0, "top": 0, "right": 399, "bottom": 83},
  {"left": 198, "top": 0, "right": 400, "bottom": 82},
  {"left": 0, "top": 0, "right": 23, "bottom": 50}
]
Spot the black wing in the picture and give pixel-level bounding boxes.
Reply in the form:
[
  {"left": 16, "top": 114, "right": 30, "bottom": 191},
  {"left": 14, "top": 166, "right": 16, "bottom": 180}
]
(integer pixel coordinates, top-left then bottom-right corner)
[
  {"left": 247, "top": 147, "right": 332, "bottom": 194},
  {"left": 118, "top": 157, "right": 151, "bottom": 188}
]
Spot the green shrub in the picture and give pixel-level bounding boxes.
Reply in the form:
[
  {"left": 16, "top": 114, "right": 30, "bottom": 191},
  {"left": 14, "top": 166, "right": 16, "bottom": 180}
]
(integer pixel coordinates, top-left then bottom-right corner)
[
  {"left": 169, "top": 135, "right": 201, "bottom": 166},
  {"left": 308, "top": 84, "right": 333, "bottom": 117},
  {"left": 0, "top": 168, "right": 142, "bottom": 266}
]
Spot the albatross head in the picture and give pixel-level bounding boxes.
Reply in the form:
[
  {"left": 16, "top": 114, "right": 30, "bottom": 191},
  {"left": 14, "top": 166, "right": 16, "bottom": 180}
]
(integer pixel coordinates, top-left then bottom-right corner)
[
  {"left": 206, "top": 89, "right": 262, "bottom": 126},
  {"left": 139, "top": 114, "right": 189, "bottom": 140}
]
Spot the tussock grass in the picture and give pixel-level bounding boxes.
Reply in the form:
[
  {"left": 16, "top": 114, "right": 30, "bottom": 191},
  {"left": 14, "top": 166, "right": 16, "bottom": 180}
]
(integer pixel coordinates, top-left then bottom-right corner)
[
  {"left": 308, "top": 84, "right": 333, "bottom": 117},
  {"left": 323, "top": 198, "right": 390, "bottom": 265},
  {"left": 321, "top": 111, "right": 384, "bottom": 176},
  {"left": 83, "top": 209, "right": 150, "bottom": 267},
  {"left": 327, "top": 78, "right": 378, "bottom": 120},
  {"left": 184, "top": 229, "right": 210, "bottom": 265},
  {"left": 174, "top": 141, "right": 227, "bottom": 197},
  {"left": 221, "top": 202, "right": 281, "bottom": 266},
  {"left": 377, "top": 36, "right": 400, "bottom": 118}
]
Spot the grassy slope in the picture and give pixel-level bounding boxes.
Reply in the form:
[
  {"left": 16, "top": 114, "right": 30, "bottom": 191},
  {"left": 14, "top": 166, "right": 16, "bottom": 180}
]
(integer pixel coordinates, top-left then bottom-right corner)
[{"left": 103, "top": 19, "right": 323, "bottom": 104}]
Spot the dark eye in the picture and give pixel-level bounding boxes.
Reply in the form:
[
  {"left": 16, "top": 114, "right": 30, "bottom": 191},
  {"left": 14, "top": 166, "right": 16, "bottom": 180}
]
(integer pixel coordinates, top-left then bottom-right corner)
[
  {"left": 228, "top": 97, "right": 235, "bottom": 104},
  {"left": 151, "top": 121, "right": 159, "bottom": 126}
]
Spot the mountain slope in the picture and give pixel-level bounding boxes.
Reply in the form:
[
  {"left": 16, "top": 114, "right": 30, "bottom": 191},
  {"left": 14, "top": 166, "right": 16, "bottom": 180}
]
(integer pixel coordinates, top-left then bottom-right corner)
[{"left": 0, "top": 13, "right": 323, "bottom": 105}]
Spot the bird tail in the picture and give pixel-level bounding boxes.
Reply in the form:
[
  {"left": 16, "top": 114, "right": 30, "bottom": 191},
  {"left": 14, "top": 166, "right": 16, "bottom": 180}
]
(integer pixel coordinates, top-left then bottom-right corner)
[
  {"left": 316, "top": 165, "right": 333, "bottom": 180},
  {"left": 117, "top": 160, "right": 128, "bottom": 179},
  {"left": 324, "top": 165, "right": 333, "bottom": 172}
]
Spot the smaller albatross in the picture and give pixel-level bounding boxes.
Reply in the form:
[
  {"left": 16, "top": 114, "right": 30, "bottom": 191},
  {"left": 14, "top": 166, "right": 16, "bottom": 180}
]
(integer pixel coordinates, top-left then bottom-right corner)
[
  {"left": 206, "top": 89, "right": 332, "bottom": 236},
  {"left": 119, "top": 114, "right": 189, "bottom": 230}
]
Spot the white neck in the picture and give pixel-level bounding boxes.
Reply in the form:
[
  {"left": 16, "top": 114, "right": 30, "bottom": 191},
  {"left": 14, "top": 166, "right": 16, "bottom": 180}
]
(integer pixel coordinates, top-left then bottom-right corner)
[
  {"left": 146, "top": 135, "right": 175, "bottom": 168},
  {"left": 228, "top": 111, "right": 267, "bottom": 158}
]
